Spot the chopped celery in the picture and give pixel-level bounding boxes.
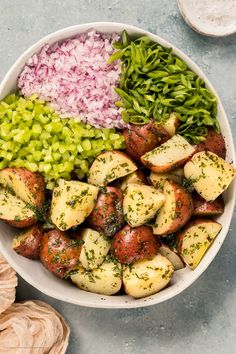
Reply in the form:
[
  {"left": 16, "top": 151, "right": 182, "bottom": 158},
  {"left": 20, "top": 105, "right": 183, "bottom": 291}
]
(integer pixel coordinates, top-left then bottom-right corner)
[
  {"left": 81, "top": 139, "right": 91, "bottom": 151},
  {"left": 33, "top": 151, "right": 43, "bottom": 162},
  {"left": 52, "top": 152, "right": 61, "bottom": 161},
  {"left": 1, "top": 151, "right": 13, "bottom": 160},
  {"left": 0, "top": 160, "right": 8, "bottom": 169},
  {"left": 109, "top": 133, "right": 120, "bottom": 140},
  {"left": 32, "top": 124, "right": 42, "bottom": 136},
  {"left": 1, "top": 141, "right": 15, "bottom": 151},
  {"left": 0, "top": 94, "right": 125, "bottom": 189},
  {"left": 24, "top": 161, "right": 38, "bottom": 172}
]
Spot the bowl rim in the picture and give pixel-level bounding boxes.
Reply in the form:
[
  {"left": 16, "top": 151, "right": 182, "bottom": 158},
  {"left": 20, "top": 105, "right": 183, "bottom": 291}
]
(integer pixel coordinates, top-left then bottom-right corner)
[{"left": 0, "top": 22, "right": 235, "bottom": 309}]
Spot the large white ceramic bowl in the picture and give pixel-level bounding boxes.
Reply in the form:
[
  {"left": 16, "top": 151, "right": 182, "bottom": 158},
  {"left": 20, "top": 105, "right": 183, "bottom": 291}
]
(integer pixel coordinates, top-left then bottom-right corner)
[{"left": 0, "top": 23, "right": 235, "bottom": 308}]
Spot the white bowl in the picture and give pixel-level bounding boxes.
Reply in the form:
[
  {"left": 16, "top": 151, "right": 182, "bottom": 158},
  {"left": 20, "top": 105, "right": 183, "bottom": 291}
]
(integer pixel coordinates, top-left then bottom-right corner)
[
  {"left": 0, "top": 22, "right": 235, "bottom": 309},
  {"left": 177, "top": 0, "right": 236, "bottom": 37}
]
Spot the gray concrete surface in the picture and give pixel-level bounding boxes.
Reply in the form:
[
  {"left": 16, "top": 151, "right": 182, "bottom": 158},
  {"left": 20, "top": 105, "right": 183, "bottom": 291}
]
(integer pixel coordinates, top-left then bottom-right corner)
[{"left": 0, "top": 1, "right": 236, "bottom": 353}]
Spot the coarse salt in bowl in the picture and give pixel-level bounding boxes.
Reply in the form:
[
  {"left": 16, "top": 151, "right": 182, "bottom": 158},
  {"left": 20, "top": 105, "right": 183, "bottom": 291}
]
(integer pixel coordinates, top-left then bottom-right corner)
[
  {"left": 177, "top": 0, "right": 236, "bottom": 37},
  {"left": 0, "top": 23, "right": 235, "bottom": 308}
]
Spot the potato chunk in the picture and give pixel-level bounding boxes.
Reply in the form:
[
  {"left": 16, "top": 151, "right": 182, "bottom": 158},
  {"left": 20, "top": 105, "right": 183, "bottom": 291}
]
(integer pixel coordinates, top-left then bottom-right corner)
[
  {"left": 87, "top": 187, "right": 124, "bottom": 236},
  {"left": 123, "top": 184, "right": 165, "bottom": 227},
  {"left": 112, "top": 225, "right": 158, "bottom": 264},
  {"left": 122, "top": 121, "right": 169, "bottom": 161},
  {"left": 141, "top": 134, "right": 195, "bottom": 172},
  {"left": 195, "top": 128, "right": 226, "bottom": 159},
  {"left": 123, "top": 254, "right": 174, "bottom": 298},
  {"left": 177, "top": 219, "right": 222, "bottom": 270},
  {"left": 40, "top": 229, "right": 82, "bottom": 278},
  {"left": 153, "top": 180, "right": 193, "bottom": 235},
  {"left": 88, "top": 151, "right": 137, "bottom": 186},
  {"left": 77, "top": 228, "right": 111, "bottom": 270},
  {"left": 192, "top": 193, "right": 224, "bottom": 216},
  {"left": 71, "top": 258, "right": 122, "bottom": 296},
  {"left": 149, "top": 167, "right": 184, "bottom": 190},
  {"left": 159, "top": 244, "right": 185, "bottom": 270},
  {"left": 0, "top": 168, "right": 45, "bottom": 208},
  {"left": 51, "top": 179, "right": 99, "bottom": 231},
  {"left": 13, "top": 224, "right": 43, "bottom": 259},
  {"left": 0, "top": 188, "right": 36, "bottom": 228},
  {"left": 162, "top": 112, "right": 180, "bottom": 137},
  {"left": 184, "top": 151, "right": 236, "bottom": 201},
  {"left": 120, "top": 170, "right": 147, "bottom": 192}
]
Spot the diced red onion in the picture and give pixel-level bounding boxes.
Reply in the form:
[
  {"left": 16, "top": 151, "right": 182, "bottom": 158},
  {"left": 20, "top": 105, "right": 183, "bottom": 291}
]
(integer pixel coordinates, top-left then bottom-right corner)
[{"left": 18, "top": 30, "right": 127, "bottom": 129}]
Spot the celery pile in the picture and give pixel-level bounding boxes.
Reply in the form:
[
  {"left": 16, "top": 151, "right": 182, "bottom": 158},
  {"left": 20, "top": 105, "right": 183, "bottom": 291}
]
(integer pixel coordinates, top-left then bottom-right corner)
[{"left": 0, "top": 94, "right": 125, "bottom": 189}]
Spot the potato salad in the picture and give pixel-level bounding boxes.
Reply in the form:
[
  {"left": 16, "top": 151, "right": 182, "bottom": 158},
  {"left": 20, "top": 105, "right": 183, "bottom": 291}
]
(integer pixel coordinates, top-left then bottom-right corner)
[{"left": 0, "top": 30, "right": 235, "bottom": 300}]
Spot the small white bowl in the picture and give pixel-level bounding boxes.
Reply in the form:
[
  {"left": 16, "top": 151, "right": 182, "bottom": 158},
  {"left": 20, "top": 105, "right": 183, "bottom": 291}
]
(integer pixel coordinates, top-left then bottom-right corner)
[
  {"left": 177, "top": 0, "right": 236, "bottom": 37},
  {"left": 0, "top": 22, "right": 235, "bottom": 308}
]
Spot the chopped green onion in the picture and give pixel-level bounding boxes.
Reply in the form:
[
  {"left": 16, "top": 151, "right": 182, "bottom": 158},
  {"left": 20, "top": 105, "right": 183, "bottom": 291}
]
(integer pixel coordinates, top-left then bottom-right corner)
[{"left": 109, "top": 31, "right": 219, "bottom": 143}]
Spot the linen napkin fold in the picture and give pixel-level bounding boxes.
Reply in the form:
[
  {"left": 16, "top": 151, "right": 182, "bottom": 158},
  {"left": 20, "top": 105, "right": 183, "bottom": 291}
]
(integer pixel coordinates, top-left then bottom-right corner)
[
  {"left": 0, "top": 254, "right": 17, "bottom": 315},
  {"left": 0, "top": 300, "right": 70, "bottom": 354}
]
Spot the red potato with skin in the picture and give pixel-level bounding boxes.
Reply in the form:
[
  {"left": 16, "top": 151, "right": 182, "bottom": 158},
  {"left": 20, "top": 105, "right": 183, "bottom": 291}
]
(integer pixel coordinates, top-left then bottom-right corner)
[
  {"left": 149, "top": 167, "right": 184, "bottom": 190},
  {"left": 0, "top": 187, "right": 37, "bottom": 228},
  {"left": 12, "top": 224, "right": 43, "bottom": 259},
  {"left": 5, "top": 216, "right": 37, "bottom": 228},
  {"left": 123, "top": 120, "right": 170, "bottom": 161},
  {"left": 177, "top": 218, "right": 222, "bottom": 269},
  {"left": 195, "top": 128, "right": 226, "bottom": 159},
  {"left": 192, "top": 192, "right": 224, "bottom": 216},
  {"left": 141, "top": 134, "right": 196, "bottom": 173},
  {"left": 88, "top": 150, "right": 137, "bottom": 186},
  {"left": 40, "top": 229, "right": 82, "bottom": 278},
  {"left": 112, "top": 225, "right": 159, "bottom": 264},
  {"left": 122, "top": 254, "right": 174, "bottom": 298},
  {"left": 120, "top": 170, "right": 148, "bottom": 192},
  {"left": 153, "top": 180, "right": 194, "bottom": 236},
  {"left": 159, "top": 244, "right": 185, "bottom": 270},
  {"left": 87, "top": 186, "right": 124, "bottom": 236},
  {"left": 162, "top": 112, "right": 180, "bottom": 137},
  {"left": 0, "top": 168, "right": 45, "bottom": 208},
  {"left": 184, "top": 151, "right": 236, "bottom": 201}
]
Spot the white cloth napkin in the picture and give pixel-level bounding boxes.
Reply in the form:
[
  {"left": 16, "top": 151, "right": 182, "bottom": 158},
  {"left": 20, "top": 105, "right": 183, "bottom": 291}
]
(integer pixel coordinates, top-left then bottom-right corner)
[
  {"left": 0, "top": 300, "right": 70, "bottom": 354},
  {"left": 0, "top": 254, "right": 17, "bottom": 315}
]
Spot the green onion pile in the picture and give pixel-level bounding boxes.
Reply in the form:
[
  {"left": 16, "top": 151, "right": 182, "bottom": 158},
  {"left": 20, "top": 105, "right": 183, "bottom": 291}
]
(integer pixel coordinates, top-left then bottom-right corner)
[
  {"left": 109, "top": 31, "right": 219, "bottom": 143},
  {"left": 0, "top": 94, "right": 125, "bottom": 189}
]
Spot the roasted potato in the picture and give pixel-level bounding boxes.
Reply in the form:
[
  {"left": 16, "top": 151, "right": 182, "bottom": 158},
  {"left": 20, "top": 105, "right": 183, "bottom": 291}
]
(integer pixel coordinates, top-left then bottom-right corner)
[
  {"left": 192, "top": 192, "right": 224, "bottom": 216},
  {"left": 12, "top": 224, "right": 43, "bottom": 259},
  {"left": 0, "top": 187, "right": 37, "bottom": 228},
  {"left": 87, "top": 186, "right": 124, "bottom": 236},
  {"left": 195, "top": 128, "right": 226, "bottom": 159},
  {"left": 122, "top": 120, "right": 169, "bottom": 161},
  {"left": 184, "top": 151, "right": 236, "bottom": 201},
  {"left": 120, "top": 170, "right": 147, "bottom": 192},
  {"left": 50, "top": 179, "right": 99, "bottom": 231},
  {"left": 40, "top": 229, "right": 82, "bottom": 278},
  {"left": 112, "top": 225, "right": 159, "bottom": 264},
  {"left": 153, "top": 180, "right": 193, "bottom": 235},
  {"left": 71, "top": 257, "right": 122, "bottom": 296},
  {"left": 123, "top": 184, "right": 165, "bottom": 227},
  {"left": 88, "top": 150, "right": 137, "bottom": 186},
  {"left": 77, "top": 228, "right": 111, "bottom": 270},
  {"left": 123, "top": 254, "right": 174, "bottom": 298},
  {"left": 177, "top": 219, "right": 222, "bottom": 270},
  {"left": 149, "top": 167, "right": 184, "bottom": 190},
  {"left": 0, "top": 168, "right": 45, "bottom": 208},
  {"left": 159, "top": 244, "right": 185, "bottom": 270},
  {"left": 162, "top": 112, "right": 180, "bottom": 137},
  {"left": 141, "top": 134, "right": 195, "bottom": 173}
]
